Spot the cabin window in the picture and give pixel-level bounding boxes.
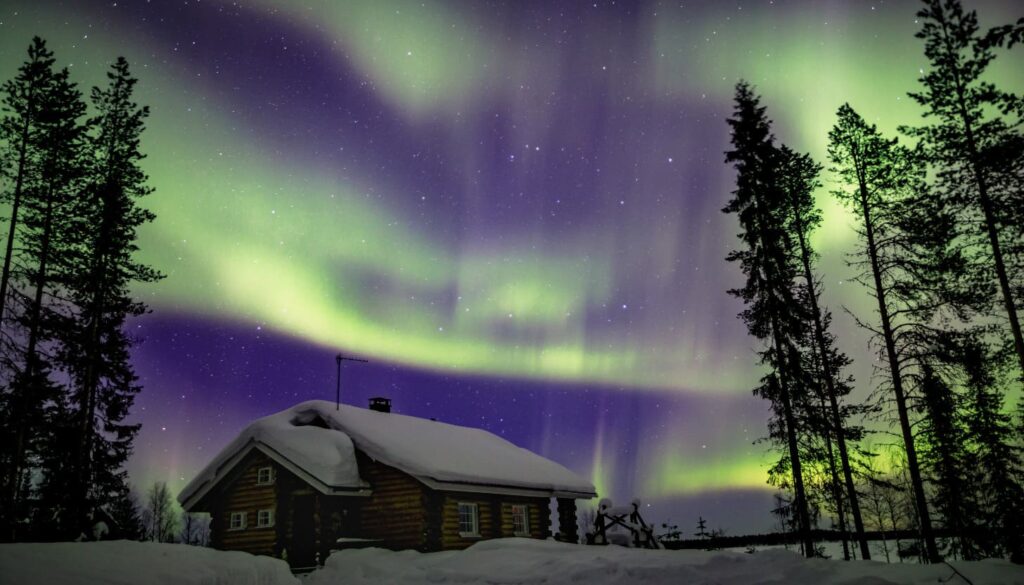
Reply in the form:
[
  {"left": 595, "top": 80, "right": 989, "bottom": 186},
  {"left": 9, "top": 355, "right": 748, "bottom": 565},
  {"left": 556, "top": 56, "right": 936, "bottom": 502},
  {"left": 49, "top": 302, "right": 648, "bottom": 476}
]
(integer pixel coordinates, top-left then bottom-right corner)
[
  {"left": 457, "top": 502, "right": 479, "bottom": 537},
  {"left": 229, "top": 511, "right": 246, "bottom": 530},
  {"left": 256, "top": 466, "right": 274, "bottom": 485},
  {"left": 511, "top": 504, "right": 530, "bottom": 536},
  {"left": 257, "top": 509, "right": 274, "bottom": 528}
]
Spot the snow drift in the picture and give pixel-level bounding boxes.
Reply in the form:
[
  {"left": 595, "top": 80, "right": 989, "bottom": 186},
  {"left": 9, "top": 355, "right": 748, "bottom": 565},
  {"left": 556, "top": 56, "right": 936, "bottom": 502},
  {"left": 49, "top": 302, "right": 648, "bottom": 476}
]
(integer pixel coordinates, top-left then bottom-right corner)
[
  {"left": 4, "top": 538, "right": 1022, "bottom": 585},
  {"left": 306, "top": 538, "right": 1024, "bottom": 585},
  {"left": 0, "top": 540, "right": 298, "bottom": 585}
]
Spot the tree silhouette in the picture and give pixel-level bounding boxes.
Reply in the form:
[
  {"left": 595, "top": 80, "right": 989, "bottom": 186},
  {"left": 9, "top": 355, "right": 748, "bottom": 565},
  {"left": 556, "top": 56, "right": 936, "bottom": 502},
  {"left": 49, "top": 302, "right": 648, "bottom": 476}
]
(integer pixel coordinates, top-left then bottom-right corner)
[
  {"left": 828, "top": 104, "right": 944, "bottom": 562},
  {"left": 0, "top": 42, "right": 158, "bottom": 541},
  {"left": 904, "top": 0, "right": 1024, "bottom": 383},
  {"left": 56, "top": 56, "right": 162, "bottom": 537},
  {"left": 723, "top": 82, "right": 814, "bottom": 558},
  {"left": 917, "top": 360, "right": 978, "bottom": 561},
  {"left": 0, "top": 36, "right": 58, "bottom": 539},
  {"left": 777, "top": 145, "right": 871, "bottom": 560},
  {"left": 953, "top": 333, "right": 1024, "bottom": 562},
  {"left": 2, "top": 62, "right": 87, "bottom": 540},
  {"left": 0, "top": 38, "right": 54, "bottom": 338}
]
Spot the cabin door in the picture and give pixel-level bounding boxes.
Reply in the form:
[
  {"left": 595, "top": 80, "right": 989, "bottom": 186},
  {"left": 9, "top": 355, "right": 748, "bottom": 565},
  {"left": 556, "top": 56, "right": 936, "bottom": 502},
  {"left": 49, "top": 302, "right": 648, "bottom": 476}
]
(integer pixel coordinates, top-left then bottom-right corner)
[{"left": 291, "top": 494, "right": 316, "bottom": 567}]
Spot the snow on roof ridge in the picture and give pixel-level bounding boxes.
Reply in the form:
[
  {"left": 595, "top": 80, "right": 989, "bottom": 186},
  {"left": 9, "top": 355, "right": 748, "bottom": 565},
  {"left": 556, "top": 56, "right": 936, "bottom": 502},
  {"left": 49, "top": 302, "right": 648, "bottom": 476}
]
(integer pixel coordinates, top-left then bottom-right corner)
[
  {"left": 180, "top": 399, "right": 595, "bottom": 508},
  {"left": 179, "top": 402, "right": 367, "bottom": 507},
  {"left": 289, "top": 400, "right": 596, "bottom": 495}
]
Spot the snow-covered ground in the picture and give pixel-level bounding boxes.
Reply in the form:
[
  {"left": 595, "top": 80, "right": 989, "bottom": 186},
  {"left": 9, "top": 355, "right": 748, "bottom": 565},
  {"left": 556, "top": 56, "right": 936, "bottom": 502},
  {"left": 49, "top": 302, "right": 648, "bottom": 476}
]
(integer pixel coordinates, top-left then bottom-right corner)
[
  {"left": 0, "top": 540, "right": 298, "bottom": 585},
  {"left": 307, "top": 538, "right": 1024, "bottom": 585},
  {"left": 3, "top": 538, "right": 1023, "bottom": 585}
]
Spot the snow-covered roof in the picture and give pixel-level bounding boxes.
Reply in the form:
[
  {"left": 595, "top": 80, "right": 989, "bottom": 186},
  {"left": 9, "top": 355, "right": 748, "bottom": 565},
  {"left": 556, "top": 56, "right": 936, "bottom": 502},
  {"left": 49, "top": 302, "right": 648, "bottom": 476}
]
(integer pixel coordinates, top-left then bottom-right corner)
[{"left": 180, "top": 400, "right": 595, "bottom": 509}]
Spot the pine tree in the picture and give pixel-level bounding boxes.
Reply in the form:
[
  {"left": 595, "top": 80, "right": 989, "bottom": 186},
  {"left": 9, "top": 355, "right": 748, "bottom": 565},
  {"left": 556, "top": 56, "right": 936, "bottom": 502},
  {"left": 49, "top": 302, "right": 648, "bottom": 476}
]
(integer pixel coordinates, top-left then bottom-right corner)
[
  {"left": 828, "top": 104, "right": 943, "bottom": 562},
  {"left": 777, "top": 144, "right": 871, "bottom": 559},
  {"left": 723, "top": 82, "right": 815, "bottom": 557},
  {"left": 53, "top": 57, "right": 161, "bottom": 534},
  {"left": 904, "top": 0, "right": 1024, "bottom": 382},
  {"left": 983, "top": 16, "right": 1024, "bottom": 48}
]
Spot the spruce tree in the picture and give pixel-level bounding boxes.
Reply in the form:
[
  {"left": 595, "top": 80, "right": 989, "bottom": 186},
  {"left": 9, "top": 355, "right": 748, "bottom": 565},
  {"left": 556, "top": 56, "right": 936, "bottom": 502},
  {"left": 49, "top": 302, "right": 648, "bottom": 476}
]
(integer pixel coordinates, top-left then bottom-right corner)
[
  {"left": 0, "top": 38, "right": 54, "bottom": 335},
  {"left": 55, "top": 57, "right": 161, "bottom": 534},
  {"left": 2, "top": 64, "right": 87, "bottom": 540},
  {"left": 0, "top": 36, "right": 58, "bottom": 539},
  {"left": 695, "top": 516, "right": 709, "bottom": 540},
  {"left": 916, "top": 361, "right": 979, "bottom": 561},
  {"left": 109, "top": 485, "right": 143, "bottom": 541},
  {"left": 955, "top": 334, "right": 1024, "bottom": 562},
  {"left": 723, "top": 82, "right": 815, "bottom": 558}
]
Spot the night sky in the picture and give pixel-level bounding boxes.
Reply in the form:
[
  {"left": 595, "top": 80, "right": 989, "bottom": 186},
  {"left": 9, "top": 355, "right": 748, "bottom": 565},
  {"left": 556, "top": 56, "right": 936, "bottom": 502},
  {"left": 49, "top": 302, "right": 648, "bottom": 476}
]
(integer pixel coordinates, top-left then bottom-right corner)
[{"left": 1, "top": 0, "right": 1021, "bottom": 534}]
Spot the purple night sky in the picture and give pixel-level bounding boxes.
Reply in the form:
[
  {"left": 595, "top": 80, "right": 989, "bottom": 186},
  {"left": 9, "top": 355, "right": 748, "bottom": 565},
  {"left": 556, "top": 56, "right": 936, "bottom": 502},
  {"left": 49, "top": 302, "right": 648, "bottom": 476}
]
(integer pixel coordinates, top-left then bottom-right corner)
[{"left": 1, "top": 0, "right": 1020, "bottom": 534}]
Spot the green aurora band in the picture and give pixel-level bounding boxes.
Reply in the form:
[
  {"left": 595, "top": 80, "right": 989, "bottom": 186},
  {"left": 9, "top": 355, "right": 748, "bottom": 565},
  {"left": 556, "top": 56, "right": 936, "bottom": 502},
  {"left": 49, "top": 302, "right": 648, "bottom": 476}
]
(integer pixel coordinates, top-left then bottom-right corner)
[{"left": 0, "top": 0, "right": 1021, "bottom": 506}]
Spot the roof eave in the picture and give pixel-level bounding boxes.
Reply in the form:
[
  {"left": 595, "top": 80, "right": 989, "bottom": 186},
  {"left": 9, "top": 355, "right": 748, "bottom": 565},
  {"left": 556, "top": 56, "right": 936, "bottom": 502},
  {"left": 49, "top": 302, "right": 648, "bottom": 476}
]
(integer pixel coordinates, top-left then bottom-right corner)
[
  {"left": 416, "top": 476, "right": 596, "bottom": 500},
  {"left": 179, "top": 440, "right": 372, "bottom": 511}
]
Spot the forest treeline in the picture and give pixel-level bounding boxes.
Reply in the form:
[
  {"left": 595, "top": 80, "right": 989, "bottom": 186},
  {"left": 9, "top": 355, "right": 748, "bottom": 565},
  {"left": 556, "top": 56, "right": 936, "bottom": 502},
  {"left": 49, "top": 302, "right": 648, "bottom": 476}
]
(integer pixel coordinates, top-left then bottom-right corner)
[
  {"left": 0, "top": 37, "right": 160, "bottom": 541},
  {"left": 723, "top": 0, "right": 1024, "bottom": 564}
]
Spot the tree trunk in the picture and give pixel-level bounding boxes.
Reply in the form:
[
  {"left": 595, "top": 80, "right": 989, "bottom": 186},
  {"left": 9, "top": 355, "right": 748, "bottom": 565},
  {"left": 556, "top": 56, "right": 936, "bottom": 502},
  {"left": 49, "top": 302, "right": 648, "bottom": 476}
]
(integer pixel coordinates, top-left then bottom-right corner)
[
  {"left": 770, "top": 333, "right": 815, "bottom": 558},
  {"left": 70, "top": 183, "right": 116, "bottom": 532},
  {"left": 789, "top": 195, "right": 871, "bottom": 559},
  {"left": 748, "top": 171, "right": 814, "bottom": 557},
  {"left": 819, "top": 392, "right": 850, "bottom": 560},
  {"left": 854, "top": 158, "right": 940, "bottom": 563},
  {"left": 0, "top": 84, "right": 38, "bottom": 331},
  {"left": 935, "top": 2, "right": 1024, "bottom": 386},
  {"left": 5, "top": 183, "right": 56, "bottom": 539}
]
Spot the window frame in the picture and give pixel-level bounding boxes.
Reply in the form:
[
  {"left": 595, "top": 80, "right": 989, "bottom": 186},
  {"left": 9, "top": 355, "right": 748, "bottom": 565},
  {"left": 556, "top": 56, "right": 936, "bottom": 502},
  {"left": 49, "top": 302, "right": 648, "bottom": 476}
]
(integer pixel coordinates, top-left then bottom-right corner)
[
  {"left": 511, "top": 504, "right": 530, "bottom": 536},
  {"left": 256, "top": 466, "right": 274, "bottom": 485},
  {"left": 229, "top": 511, "right": 247, "bottom": 531},
  {"left": 256, "top": 508, "right": 274, "bottom": 528},
  {"left": 457, "top": 502, "right": 480, "bottom": 538}
]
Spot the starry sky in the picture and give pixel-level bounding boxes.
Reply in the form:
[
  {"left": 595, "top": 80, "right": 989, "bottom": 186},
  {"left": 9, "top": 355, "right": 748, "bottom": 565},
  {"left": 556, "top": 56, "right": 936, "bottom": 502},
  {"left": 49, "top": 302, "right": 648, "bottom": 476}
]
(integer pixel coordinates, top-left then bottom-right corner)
[{"left": 1, "top": 0, "right": 1021, "bottom": 534}]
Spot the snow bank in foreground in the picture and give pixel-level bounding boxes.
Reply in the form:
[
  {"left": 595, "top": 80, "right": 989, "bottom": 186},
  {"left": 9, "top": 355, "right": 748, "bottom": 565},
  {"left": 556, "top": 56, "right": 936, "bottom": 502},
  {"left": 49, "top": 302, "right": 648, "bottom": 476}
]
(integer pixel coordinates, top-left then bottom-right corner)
[
  {"left": 306, "top": 538, "right": 1024, "bottom": 585},
  {"left": 0, "top": 541, "right": 298, "bottom": 585}
]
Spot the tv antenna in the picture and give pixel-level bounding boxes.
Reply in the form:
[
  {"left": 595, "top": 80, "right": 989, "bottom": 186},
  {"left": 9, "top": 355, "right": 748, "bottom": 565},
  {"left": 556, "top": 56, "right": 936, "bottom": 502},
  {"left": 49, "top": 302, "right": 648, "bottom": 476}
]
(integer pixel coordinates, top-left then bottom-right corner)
[{"left": 335, "top": 353, "right": 368, "bottom": 410}]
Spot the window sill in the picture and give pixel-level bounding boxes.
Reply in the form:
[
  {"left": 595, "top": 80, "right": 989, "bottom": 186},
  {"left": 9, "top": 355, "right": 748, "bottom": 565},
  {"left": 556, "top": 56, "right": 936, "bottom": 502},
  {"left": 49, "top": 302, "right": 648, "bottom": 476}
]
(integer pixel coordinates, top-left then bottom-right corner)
[
  {"left": 227, "top": 527, "right": 246, "bottom": 531},
  {"left": 256, "top": 524, "right": 276, "bottom": 529},
  {"left": 458, "top": 532, "right": 481, "bottom": 539}
]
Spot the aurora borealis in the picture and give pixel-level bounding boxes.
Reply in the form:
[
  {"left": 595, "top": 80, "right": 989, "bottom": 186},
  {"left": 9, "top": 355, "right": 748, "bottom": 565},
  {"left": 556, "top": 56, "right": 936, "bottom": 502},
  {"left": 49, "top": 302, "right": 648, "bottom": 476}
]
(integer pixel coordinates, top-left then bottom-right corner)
[{"left": 1, "top": 0, "right": 1021, "bottom": 533}]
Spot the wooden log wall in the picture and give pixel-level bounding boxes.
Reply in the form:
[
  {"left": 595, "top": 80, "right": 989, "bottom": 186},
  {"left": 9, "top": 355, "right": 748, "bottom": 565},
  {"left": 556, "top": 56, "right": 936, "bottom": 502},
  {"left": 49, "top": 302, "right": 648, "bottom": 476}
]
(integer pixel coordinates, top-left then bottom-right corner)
[
  {"left": 438, "top": 494, "right": 550, "bottom": 550},
  {"left": 556, "top": 498, "right": 579, "bottom": 543},
  {"left": 214, "top": 451, "right": 278, "bottom": 556},
  {"left": 438, "top": 495, "right": 490, "bottom": 550},
  {"left": 197, "top": 444, "right": 567, "bottom": 560},
  {"left": 355, "top": 451, "right": 428, "bottom": 550},
  {"left": 497, "top": 498, "right": 550, "bottom": 540}
]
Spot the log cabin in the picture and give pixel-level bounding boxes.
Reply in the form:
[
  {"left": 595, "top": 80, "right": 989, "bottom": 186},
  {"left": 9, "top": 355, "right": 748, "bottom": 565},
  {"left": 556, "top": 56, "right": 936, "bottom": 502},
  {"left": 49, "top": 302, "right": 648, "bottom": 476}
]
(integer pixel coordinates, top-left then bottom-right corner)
[{"left": 178, "top": 398, "right": 596, "bottom": 568}]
